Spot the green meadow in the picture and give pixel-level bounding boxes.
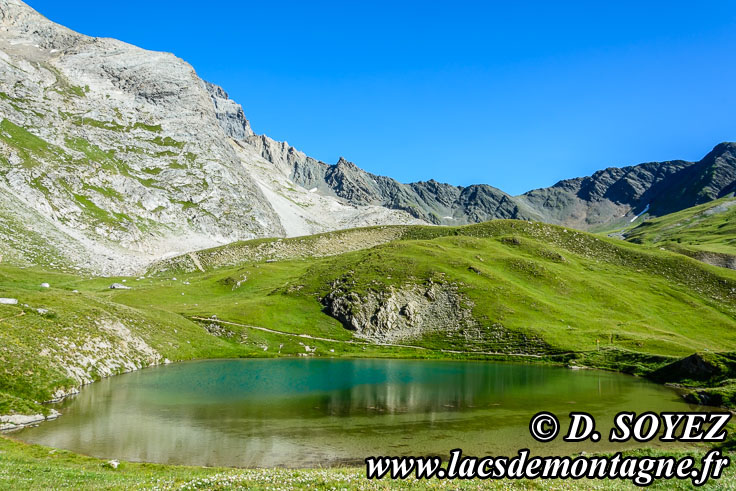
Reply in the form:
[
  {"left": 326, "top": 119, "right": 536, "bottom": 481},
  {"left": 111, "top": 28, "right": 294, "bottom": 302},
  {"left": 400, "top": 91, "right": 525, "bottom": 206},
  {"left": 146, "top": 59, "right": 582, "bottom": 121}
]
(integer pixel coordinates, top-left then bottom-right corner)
[
  {"left": 2, "top": 220, "right": 736, "bottom": 415},
  {"left": 625, "top": 196, "right": 736, "bottom": 261},
  {"left": 2, "top": 435, "right": 735, "bottom": 489},
  {"left": 2, "top": 219, "right": 736, "bottom": 487}
]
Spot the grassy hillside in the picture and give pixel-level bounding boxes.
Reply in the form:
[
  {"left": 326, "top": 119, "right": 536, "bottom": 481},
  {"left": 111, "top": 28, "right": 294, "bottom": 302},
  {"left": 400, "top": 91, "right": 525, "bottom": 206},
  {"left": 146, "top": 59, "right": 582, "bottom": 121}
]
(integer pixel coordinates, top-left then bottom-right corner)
[
  {"left": 625, "top": 196, "right": 736, "bottom": 268},
  {"left": 0, "top": 265, "right": 252, "bottom": 416},
  {"left": 2, "top": 220, "right": 736, "bottom": 418},
  {"left": 114, "top": 220, "right": 736, "bottom": 362}
]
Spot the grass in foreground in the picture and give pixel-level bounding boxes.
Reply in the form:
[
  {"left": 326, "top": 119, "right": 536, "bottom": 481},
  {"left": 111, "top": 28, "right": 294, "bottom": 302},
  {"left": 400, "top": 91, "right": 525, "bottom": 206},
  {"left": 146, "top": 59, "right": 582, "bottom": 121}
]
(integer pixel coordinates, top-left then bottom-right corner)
[{"left": 1, "top": 435, "right": 735, "bottom": 490}]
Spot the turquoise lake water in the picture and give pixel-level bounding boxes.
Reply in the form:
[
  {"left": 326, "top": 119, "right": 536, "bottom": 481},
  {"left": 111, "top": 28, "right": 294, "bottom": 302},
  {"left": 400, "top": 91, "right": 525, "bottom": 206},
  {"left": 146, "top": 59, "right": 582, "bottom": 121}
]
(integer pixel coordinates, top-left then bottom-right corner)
[{"left": 15, "top": 358, "right": 708, "bottom": 467}]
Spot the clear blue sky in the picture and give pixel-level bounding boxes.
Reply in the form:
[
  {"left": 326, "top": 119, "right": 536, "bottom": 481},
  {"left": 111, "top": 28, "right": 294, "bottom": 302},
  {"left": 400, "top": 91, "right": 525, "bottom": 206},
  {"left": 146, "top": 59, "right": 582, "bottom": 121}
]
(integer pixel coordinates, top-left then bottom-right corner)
[{"left": 27, "top": 1, "right": 736, "bottom": 195}]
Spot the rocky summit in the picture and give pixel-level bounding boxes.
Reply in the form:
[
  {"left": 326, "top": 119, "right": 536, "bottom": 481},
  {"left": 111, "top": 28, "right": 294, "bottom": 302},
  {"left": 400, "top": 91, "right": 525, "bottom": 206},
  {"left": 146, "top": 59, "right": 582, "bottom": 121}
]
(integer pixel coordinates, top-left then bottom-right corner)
[
  {"left": 0, "top": 0, "right": 288, "bottom": 274},
  {"left": 1, "top": 0, "right": 735, "bottom": 275}
]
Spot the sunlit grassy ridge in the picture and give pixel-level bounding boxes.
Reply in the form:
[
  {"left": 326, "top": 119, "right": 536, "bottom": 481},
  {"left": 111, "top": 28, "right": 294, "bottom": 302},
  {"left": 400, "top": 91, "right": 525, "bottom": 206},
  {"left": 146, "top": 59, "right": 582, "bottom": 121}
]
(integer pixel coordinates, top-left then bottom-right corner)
[
  {"left": 300, "top": 221, "right": 736, "bottom": 356},
  {"left": 126, "top": 221, "right": 736, "bottom": 358},
  {"left": 625, "top": 196, "right": 736, "bottom": 267}
]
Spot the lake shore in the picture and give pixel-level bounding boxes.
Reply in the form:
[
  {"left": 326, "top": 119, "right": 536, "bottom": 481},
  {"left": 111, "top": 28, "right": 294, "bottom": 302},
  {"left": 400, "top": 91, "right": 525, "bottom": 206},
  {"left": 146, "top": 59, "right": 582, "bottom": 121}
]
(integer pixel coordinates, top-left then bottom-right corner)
[
  {"left": 8, "top": 357, "right": 723, "bottom": 470},
  {"left": 0, "top": 344, "right": 724, "bottom": 435},
  {"left": 1, "top": 433, "right": 734, "bottom": 489}
]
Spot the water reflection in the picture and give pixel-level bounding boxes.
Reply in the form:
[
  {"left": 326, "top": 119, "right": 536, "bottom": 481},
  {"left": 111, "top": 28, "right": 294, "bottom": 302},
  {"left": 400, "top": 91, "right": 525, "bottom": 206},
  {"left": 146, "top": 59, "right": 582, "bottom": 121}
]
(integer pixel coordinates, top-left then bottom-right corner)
[{"left": 16, "top": 359, "right": 705, "bottom": 467}]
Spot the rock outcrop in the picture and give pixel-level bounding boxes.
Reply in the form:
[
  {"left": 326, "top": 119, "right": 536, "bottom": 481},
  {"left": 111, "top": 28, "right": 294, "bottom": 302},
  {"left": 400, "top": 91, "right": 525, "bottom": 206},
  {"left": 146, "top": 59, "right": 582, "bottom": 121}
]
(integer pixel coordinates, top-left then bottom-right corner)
[
  {"left": 322, "top": 278, "right": 550, "bottom": 355},
  {"left": 323, "top": 281, "right": 478, "bottom": 343},
  {"left": 0, "top": 409, "right": 59, "bottom": 431},
  {"left": 204, "top": 81, "right": 254, "bottom": 141}
]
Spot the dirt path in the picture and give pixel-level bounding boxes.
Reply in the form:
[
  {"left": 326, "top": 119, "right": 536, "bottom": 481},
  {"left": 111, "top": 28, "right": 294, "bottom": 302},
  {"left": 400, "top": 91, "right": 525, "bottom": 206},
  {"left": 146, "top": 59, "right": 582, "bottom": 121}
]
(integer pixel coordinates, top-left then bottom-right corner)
[{"left": 190, "top": 316, "right": 548, "bottom": 358}]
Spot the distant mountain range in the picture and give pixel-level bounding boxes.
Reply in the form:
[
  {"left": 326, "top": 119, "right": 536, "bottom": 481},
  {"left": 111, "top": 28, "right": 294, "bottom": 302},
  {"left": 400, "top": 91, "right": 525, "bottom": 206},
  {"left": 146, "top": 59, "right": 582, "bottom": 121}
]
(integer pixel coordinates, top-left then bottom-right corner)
[
  {"left": 0, "top": 0, "right": 734, "bottom": 274},
  {"left": 248, "top": 132, "right": 736, "bottom": 231}
]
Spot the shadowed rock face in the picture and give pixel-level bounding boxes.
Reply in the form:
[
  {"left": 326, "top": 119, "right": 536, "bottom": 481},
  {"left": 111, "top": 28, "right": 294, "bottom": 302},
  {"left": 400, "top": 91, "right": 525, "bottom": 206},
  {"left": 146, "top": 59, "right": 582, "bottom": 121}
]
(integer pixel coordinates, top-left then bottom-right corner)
[
  {"left": 248, "top": 130, "right": 736, "bottom": 230},
  {"left": 519, "top": 160, "right": 692, "bottom": 229},
  {"left": 647, "top": 143, "right": 736, "bottom": 215},
  {"left": 519, "top": 143, "right": 736, "bottom": 229}
]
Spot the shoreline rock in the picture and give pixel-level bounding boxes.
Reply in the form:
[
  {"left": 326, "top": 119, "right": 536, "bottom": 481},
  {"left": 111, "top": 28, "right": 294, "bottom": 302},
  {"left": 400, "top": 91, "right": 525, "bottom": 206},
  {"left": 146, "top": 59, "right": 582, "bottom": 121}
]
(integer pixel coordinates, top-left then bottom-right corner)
[{"left": 0, "top": 409, "right": 60, "bottom": 431}]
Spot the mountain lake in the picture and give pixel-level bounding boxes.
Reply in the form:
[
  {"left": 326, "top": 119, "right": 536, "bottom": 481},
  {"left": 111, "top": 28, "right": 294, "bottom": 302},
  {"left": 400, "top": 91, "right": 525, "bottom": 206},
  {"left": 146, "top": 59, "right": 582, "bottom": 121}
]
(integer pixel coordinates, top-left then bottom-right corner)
[{"left": 13, "top": 358, "right": 713, "bottom": 467}]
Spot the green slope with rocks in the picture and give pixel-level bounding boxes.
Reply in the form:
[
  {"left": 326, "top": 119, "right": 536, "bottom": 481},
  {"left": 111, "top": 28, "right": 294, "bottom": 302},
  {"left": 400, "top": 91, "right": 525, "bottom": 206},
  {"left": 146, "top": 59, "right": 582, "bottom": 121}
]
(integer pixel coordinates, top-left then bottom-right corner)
[
  {"left": 625, "top": 195, "right": 736, "bottom": 269},
  {"left": 3, "top": 220, "right": 736, "bottom": 421}
]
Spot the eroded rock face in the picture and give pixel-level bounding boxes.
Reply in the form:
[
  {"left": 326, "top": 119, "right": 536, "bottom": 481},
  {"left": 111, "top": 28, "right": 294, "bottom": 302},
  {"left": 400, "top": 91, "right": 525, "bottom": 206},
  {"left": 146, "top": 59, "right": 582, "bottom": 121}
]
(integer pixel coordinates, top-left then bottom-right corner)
[
  {"left": 51, "top": 320, "right": 162, "bottom": 387},
  {"left": 323, "top": 278, "right": 553, "bottom": 353},
  {"left": 0, "top": 0, "right": 283, "bottom": 274},
  {"left": 689, "top": 251, "right": 736, "bottom": 271},
  {"left": 323, "top": 281, "right": 478, "bottom": 343},
  {"left": 205, "top": 81, "right": 254, "bottom": 141}
]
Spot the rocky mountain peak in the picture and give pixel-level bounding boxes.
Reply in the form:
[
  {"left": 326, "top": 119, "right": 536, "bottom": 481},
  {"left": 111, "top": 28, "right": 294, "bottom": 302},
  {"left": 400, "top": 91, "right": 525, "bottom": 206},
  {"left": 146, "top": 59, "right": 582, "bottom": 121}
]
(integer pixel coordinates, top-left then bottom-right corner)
[
  {"left": 1, "top": 0, "right": 39, "bottom": 25},
  {"left": 706, "top": 142, "right": 736, "bottom": 160},
  {"left": 0, "top": 0, "right": 283, "bottom": 274},
  {"left": 1, "top": 0, "right": 82, "bottom": 50},
  {"left": 204, "top": 81, "right": 254, "bottom": 140}
]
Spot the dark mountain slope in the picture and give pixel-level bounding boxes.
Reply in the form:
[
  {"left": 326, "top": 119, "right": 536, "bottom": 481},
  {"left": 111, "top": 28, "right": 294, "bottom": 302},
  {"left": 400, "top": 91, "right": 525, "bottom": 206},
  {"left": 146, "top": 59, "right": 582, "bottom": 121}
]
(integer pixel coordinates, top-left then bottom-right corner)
[
  {"left": 248, "top": 132, "right": 736, "bottom": 231},
  {"left": 247, "top": 135, "right": 537, "bottom": 225},
  {"left": 646, "top": 142, "right": 736, "bottom": 216}
]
